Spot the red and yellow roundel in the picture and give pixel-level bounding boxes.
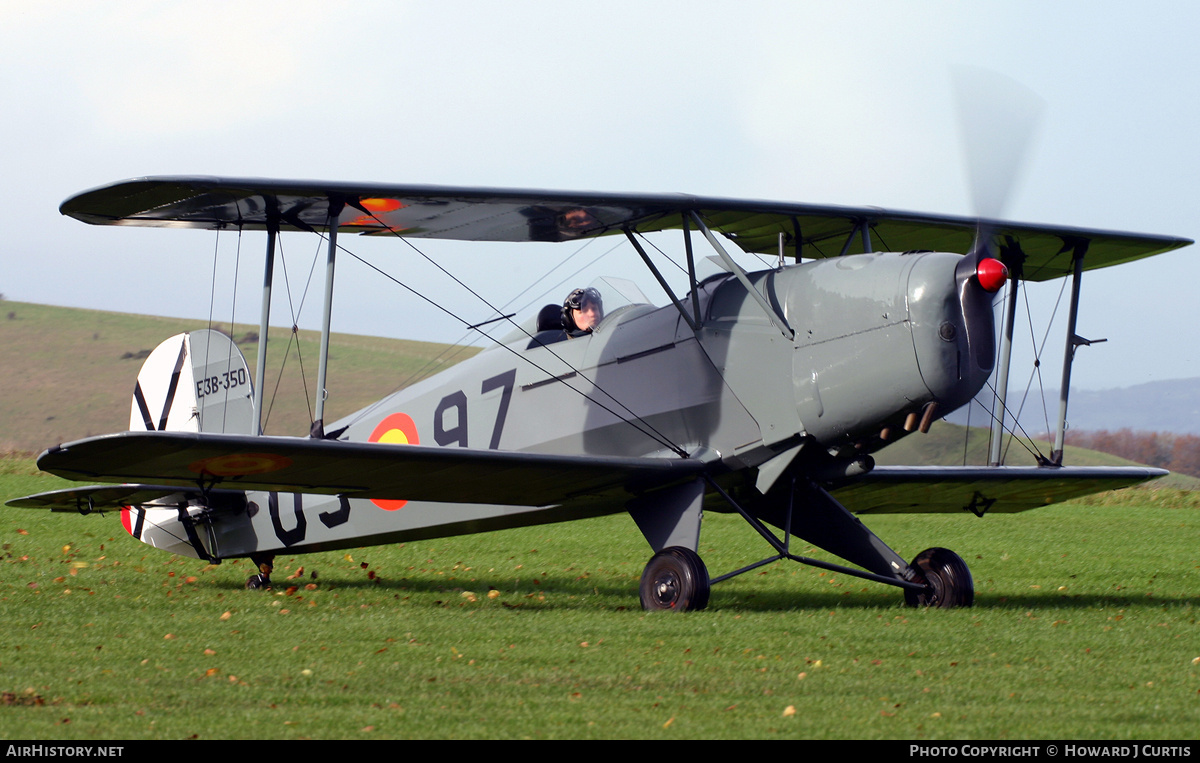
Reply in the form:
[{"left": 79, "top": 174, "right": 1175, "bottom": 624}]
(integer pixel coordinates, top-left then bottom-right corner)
[
  {"left": 358, "top": 197, "right": 404, "bottom": 213},
  {"left": 187, "top": 452, "right": 293, "bottom": 477},
  {"left": 368, "top": 413, "right": 419, "bottom": 511}
]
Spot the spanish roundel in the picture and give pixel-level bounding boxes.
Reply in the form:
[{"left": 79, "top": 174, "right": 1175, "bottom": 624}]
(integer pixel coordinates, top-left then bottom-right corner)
[{"left": 367, "top": 413, "right": 419, "bottom": 510}]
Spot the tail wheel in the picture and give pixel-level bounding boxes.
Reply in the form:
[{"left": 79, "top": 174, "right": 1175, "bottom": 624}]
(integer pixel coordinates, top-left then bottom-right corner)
[
  {"left": 639, "top": 547, "right": 710, "bottom": 612},
  {"left": 245, "top": 573, "right": 271, "bottom": 590},
  {"left": 904, "top": 547, "right": 974, "bottom": 608}
]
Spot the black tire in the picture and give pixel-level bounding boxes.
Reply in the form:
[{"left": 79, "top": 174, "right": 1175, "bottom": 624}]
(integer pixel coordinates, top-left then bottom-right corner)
[
  {"left": 245, "top": 573, "right": 270, "bottom": 590},
  {"left": 639, "top": 547, "right": 710, "bottom": 612},
  {"left": 903, "top": 547, "right": 974, "bottom": 608}
]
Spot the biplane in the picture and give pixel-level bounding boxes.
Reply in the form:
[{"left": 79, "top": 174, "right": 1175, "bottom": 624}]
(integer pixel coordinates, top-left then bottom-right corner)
[{"left": 8, "top": 176, "right": 1189, "bottom": 611}]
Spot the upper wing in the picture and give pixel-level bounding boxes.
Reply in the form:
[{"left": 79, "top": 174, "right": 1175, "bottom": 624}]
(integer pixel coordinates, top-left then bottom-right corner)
[
  {"left": 60, "top": 177, "right": 1191, "bottom": 282},
  {"left": 32, "top": 431, "right": 706, "bottom": 507},
  {"left": 831, "top": 465, "right": 1168, "bottom": 515}
]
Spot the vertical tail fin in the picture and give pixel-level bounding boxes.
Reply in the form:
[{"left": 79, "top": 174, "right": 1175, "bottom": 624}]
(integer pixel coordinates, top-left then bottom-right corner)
[{"left": 130, "top": 329, "right": 256, "bottom": 435}]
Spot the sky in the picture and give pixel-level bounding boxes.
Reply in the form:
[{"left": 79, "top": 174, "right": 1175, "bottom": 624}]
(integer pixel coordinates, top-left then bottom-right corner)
[{"left": 1, "top": 1, "right": 1197, "bottom": 399}]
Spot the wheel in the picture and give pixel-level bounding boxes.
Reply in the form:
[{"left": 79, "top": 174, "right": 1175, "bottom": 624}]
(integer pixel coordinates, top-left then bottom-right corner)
[
  {"left": 245, "top": 573, "right": 271, "bottom": 590},
  {"left": 903, "top": 547, "right": 974, "bottom": 608},
  {"left": 639, "top": 547, "right": 710, "bottom": 612}
]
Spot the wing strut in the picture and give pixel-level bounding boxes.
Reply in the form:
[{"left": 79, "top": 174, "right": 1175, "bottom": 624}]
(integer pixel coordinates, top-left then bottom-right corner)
[
  {"left": 312, "top": 200, "right": 343, "bottom": 437},
  {"left": 252, "top": 216, "right": 277, "bottom": 436},
  {"left": 988, "top": 247, "right": 1024, "bottom": 465},
  {"left": 623, "top": 228, "right": 699, "bottom": 332},
  {"left": 681, "top": 214, "right": 702, "bottom": 328},
  {"left": 690, "top": 212, "right": 794, "bottom": 340},
  {"left": 1051, "top": 241, "right": 1091, "bottom": 464}
]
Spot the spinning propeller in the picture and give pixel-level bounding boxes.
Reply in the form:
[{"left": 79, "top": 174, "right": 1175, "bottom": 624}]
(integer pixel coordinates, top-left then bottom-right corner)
[{"left": 952, "top": 66, "right": 1046, "bottom": 292}]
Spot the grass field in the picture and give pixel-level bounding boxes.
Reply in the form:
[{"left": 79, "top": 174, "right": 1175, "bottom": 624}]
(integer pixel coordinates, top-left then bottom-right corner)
[{"left": 2, "top": 454, "right": 1197, "bottom": 740}]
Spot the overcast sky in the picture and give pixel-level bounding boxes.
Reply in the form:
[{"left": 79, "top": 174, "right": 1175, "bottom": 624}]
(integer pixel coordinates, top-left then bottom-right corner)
[{"left": 1, "top": 1, "right": 1197, "bottom": 398}]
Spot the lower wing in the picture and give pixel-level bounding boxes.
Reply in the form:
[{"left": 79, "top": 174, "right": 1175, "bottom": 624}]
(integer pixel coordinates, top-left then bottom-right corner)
[
  {"left": 16, "top": 430, "right": 705, "bottom": 508},
  {"left": 832, "top": 465, "right": 1167, "bottom": 515}
]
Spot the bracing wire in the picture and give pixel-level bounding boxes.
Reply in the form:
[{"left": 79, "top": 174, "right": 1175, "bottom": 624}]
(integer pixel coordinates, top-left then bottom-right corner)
[
  {"left": 337, "top": 210, "right": 693, "bottom": 456},
  {"left": 263, "top": 233, "right": 321, "bottom": 431},
  {"left": 206, "top": 228, "right": 221, "bottom": 337},
  {"left": 1001, "top": 275, "right": 1070, "bottom": 464},
  {"left": 334, "top": 236, "right": 689, "bottom": 457},
  {"left": 977, "top": 377, "right": 1051, "bottom": 464},
  {"left": 217, "top": 227, "right": 242, "bottom": 435},
  {"left": 342, "top": 236, "right": 627, "bottom": 428}
]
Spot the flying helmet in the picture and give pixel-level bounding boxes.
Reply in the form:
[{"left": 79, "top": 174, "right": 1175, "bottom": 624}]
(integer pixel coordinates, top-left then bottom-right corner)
[{"left": 561, "top": 287, "right": 603, "bottom": 333}]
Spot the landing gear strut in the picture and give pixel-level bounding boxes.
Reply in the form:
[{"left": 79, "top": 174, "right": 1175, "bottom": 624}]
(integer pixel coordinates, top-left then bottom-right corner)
[
  {"left": 639, "top": 547, "right": 710, "bottom": 611},
  {"left": 904, "top": 547, "right": 974, "bottom": 608}
]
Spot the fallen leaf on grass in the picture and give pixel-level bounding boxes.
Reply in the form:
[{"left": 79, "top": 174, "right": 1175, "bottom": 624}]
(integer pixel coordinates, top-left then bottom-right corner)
[{"left": 782, "top": 705, "right": 796, "bottom": 717}]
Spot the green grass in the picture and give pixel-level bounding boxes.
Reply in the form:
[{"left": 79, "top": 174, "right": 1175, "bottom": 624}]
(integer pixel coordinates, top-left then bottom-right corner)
[{"left": 2, "top": 455, "right": 1197, "bottom": 740}]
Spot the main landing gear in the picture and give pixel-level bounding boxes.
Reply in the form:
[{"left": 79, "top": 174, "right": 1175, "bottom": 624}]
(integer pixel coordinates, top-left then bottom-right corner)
[
  {"left": 903, "top": 547, "right": 974, "bottom": 608},
  {"left": 633, "top": 476, "right": 976, "bottom": 612},
  {"left": 637, "top": 543, "right": 974, "bottom": 612}
]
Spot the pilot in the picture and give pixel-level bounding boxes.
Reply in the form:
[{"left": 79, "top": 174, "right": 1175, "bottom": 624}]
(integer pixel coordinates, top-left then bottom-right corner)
[{"left": 562, "top": 287, "right": 603, "bottom": 337}]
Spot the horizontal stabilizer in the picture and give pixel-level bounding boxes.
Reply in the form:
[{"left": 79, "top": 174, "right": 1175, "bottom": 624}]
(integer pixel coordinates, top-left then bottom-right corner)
[
  {"left": 6, "top": 484, "right": 200, "bottom": 512},
  {"left": 36, "top": 431, "right": 706, "bottom": 507},
  {"left": 832, "top": 465, "right": 1168, "bottom": 515}
]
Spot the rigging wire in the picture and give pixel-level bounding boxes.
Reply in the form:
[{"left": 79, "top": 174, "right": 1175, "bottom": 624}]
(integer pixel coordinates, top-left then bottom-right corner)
[
  {"left": 976, "top": 376, "right": 1051, "bottom": 464},
  {"left": 1001, "top": 275, "right": 1070, "bottom": 464},
  {"left": 341, "top": 211, "right": 693, "bottom": 456},
  {"left": 333, "top": 236, "right": 689, "bottom": 457},
  {"left": 1003, "top": 275, "right": 1070, "bottom": 463},
  {"left": 262, "top": 234, "right": 320, "bottom": 431},
  {"left": 217, "top": 227, "right": 243, "bottom": 435},
  {"left": 342, "top": 236, "right": 627, "bottom": 428},
  {"left": 205, "top": 228, "right": 221, "bottom": 338}
]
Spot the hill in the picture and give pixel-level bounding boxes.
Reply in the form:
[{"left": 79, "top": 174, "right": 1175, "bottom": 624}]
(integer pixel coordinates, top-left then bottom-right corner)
[
  {"left": 946, "top": 377, "right": 1200, "bottom": 435},
  {"left": 875, "top": 419, "right": 1200, "bottom": 490},
  {"left": 0, "top": 301, "right": 477, "bottom": 453}
]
